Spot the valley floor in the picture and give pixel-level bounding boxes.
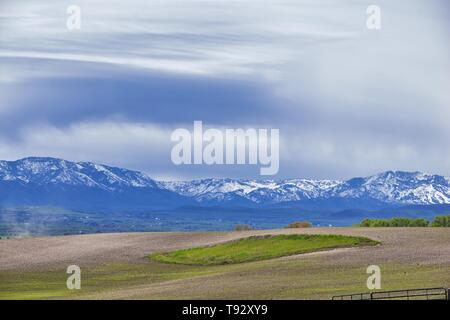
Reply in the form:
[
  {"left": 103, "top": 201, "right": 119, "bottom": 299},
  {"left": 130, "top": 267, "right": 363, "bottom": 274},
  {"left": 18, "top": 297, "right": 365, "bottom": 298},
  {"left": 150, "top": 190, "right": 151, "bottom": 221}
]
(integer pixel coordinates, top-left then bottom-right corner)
[{"left": 0, "top": 228, "right": 449, "bottom": 299}]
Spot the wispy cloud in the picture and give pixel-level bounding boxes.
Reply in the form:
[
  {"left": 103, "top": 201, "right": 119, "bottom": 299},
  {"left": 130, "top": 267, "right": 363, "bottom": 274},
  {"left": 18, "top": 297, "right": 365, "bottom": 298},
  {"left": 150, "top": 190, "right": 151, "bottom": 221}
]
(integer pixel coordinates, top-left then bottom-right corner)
[{"left": 0, "top": 0, "right": 358, "bottom": 81}]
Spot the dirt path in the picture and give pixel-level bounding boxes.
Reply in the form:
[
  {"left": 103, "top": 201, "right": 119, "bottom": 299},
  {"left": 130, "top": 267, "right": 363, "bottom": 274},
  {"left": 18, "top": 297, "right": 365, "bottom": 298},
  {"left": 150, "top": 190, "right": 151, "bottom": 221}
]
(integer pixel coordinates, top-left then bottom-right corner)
[{"left": 1, "top": 228, "right": 449, "bottom": 272}]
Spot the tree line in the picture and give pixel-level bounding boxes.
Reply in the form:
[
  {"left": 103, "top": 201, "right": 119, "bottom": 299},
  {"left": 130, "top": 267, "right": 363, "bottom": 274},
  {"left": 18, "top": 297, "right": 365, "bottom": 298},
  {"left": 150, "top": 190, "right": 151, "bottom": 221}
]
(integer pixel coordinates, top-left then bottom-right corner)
[{"left": 359, "top": 215, "right": 450, "bottom": 227}]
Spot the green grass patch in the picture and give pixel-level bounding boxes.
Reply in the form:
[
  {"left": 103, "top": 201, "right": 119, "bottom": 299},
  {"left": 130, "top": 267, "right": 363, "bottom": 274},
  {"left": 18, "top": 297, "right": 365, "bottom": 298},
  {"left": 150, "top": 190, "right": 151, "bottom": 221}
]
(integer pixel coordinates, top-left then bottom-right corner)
[
  {"left": 150, "top": 234, "right": 379, "bottom": 265},
  {"left": 0, "top": 262, "right": 223, "bottom": 299}
]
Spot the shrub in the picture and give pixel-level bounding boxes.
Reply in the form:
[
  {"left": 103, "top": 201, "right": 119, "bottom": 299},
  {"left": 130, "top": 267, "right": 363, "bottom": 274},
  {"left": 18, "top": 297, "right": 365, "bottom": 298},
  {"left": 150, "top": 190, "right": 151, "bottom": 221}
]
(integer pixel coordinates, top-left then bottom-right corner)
[
  {"left": 359, "top": 219, "right": 372, "bottom": 227},
  {"left": 430, "top": 215, "right": 450, "bottom": 227},
  {"left": 285, "top": 221, "right": 312, "bottom": 228},
  {"left": 410, "top": 218, "right": 429, "bottom": 227},
  {"left": 389, "top": 217, "right": 407, "bottom": 227},
  {"left": 234, "top": 224, "right": 254, "bottom": 231},
  {"left": 370, "top": 219, "right": 392, "bottom": 227}
]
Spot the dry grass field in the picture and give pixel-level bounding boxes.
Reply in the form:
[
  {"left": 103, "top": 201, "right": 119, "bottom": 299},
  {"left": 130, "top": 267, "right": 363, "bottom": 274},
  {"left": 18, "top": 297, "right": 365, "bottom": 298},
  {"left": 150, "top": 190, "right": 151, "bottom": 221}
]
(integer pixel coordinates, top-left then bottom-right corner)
[{"left": 0, "top": 228, "right": 449, "bottom": 299}]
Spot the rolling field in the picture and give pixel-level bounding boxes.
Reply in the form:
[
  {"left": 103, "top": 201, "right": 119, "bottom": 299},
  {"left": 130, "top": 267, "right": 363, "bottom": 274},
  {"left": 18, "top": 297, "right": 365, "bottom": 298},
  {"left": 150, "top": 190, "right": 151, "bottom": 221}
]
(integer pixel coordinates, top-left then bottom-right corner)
[{"left": 0, "top": 228, "right": 449, "bottom": 299}]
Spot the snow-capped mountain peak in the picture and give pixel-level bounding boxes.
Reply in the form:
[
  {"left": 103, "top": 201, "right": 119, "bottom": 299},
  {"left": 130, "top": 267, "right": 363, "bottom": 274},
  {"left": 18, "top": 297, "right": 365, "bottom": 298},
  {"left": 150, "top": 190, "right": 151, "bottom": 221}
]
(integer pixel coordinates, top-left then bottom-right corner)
[{"left": 0, "top": 157, "right": 157, "bottom": 191}]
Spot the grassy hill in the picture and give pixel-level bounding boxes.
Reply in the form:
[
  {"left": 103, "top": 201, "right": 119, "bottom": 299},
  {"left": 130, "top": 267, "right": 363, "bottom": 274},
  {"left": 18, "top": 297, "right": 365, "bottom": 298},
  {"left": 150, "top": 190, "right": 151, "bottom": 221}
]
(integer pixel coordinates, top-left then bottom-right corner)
[{"left": 150, "top": 234, "right": 378, "bottom": 265}]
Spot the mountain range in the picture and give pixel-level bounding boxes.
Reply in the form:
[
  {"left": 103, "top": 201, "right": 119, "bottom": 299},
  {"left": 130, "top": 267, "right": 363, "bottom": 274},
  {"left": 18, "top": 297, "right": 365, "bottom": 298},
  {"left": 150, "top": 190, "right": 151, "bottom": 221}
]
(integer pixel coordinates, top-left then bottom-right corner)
[
  {"left": 1, "top": 157, "right": 449, "bottom": 211},
  {"left": 0, "top": 157, "right": 188, "bottom": 210},
  {"left": 160, "top": 173, "right": 450, "bottom": 209}
]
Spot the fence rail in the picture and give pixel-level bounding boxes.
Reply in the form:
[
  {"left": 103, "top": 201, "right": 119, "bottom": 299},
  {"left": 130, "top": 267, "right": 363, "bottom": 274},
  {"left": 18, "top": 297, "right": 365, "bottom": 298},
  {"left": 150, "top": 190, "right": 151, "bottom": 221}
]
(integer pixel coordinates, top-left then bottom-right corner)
[{"left": 332, "top": 287, "right": 449, "bottom": 300}]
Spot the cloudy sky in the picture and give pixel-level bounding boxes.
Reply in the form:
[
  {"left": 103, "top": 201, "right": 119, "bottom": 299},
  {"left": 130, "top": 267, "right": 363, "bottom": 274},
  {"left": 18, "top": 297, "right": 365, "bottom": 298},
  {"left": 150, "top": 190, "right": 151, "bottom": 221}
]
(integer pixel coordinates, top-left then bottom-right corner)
[{"left": 0, "top": 0, "right": 449, "bottom": 180}]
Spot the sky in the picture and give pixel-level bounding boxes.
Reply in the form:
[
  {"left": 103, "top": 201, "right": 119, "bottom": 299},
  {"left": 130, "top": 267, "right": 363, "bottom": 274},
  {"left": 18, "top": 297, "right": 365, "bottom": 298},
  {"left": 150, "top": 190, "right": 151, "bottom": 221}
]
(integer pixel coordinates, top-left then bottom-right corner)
[{"left": 0, "top": 0, "right": 449, "bottom": 180}]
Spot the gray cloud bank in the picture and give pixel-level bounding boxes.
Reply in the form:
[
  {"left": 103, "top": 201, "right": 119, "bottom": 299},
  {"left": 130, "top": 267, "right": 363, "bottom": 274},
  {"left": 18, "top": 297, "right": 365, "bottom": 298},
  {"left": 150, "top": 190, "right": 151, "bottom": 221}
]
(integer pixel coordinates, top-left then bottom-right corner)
[{"left": 0, "top": 0, "right": 449, "bottom": 179}]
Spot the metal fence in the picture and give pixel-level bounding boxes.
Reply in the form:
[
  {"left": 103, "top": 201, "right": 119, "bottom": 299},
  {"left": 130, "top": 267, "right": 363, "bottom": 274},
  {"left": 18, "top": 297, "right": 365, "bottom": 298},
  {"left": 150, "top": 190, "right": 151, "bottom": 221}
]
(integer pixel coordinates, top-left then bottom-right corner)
[{"left": 332, "top": 287, "right": 449, "bottom": 300}]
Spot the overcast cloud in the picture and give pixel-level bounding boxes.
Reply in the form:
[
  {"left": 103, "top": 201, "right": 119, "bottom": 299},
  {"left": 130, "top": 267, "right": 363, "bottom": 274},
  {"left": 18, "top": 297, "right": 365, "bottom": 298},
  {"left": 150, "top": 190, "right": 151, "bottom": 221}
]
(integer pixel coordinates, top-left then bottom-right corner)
[{"left": 0, "top": 0, "right": 449, "bottom": 180}]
